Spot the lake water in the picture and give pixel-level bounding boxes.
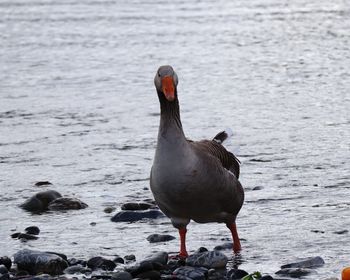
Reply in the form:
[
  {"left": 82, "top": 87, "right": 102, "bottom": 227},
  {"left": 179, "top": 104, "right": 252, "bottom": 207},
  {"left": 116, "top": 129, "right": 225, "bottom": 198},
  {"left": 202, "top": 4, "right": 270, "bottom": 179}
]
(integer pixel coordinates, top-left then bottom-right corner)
[{"left": 1, "top": 0, "right": 349, "bottom": 278}]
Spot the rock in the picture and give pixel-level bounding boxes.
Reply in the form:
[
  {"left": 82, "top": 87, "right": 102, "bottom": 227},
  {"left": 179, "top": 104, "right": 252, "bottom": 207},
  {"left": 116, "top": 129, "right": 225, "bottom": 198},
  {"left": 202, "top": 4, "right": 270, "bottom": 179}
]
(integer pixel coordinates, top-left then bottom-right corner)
[
  {"left": 0, "top": 273, "right": 10, "bottom": 280},
  {"left": 186, "top": 251, "right": 228, "bottom": 269},
  {"left": 146, "top": 234, "right": 175, "bottom": 243},
  {"left": 260, "top": 276, "right": 274, "bottom": 280},
  {"left": 0, "top": 257, "right": 11, "bottom": 270},
  {"left": 0, "top": 265, "right": 8, "bottom": 274},
  {"left": 87, "top": 256, "right": 116, "bottom": 271},
  {"left": 45, "top": 251, "right": 67, "bottom": 261},
  {"left": 20, "top": 190, "right": 62, "bottom": 212},
  {"left": 104, "top": 207, "right": 116, "bottom": 214},
  {"left": 34, "top": 181, "right": 52, "bottom": 187},
  {"left": 113, "top": 256, "right": 124, "bottom": 264},
  {"left": 281, "top": 256, "right": 325, "bottom": 269},
  {"left": 13, "top": 249, "right": 68, "bottom": 275},
  {"left": 174, "top": 266, "right": 208, "bottom": 280},
  {"left": 226, "top": 268, "right": 249, "bottom": 279},
  {"left": 124, "top": 255, "right": 136, "bottom": 262},
  {"left": 111, "top": 210, "right": 164, "bottom": 222},
  {"left": 121, "top": 202, "right": 154, "bottom": 211},
  {"left": 25, "top": 226, "right": 40, "bottom": 235},
  {"left": 253, "top": 186, "right": 263, "bottom": 191},
  {"left": 141, "top": 251, "right": 168, "bottom": 266},
  {"left": 213, "top": 243, "right": 233, "bottom": 251},
  {"left": 194, "top": 247, "right": 208, "bottom": 254},
  {"left": 18, "top": 233, "right": 39, "bottom": 240},
  {"left": 127, "top": 262, "right": 154, "bottom": 277},
  {"left": 276, "top": 268, "right": 314, "bottom": 277},
  {"left": 67, "top": 258, "right": 87, "bottom": 266},
  {"left": 111, "top": 271, "right": 133, "bottom": 280},
  {"left": 334, "top": 230, "right": 348, "bottom": 234},
  {"left": 135, "top": 270, "right": 161, "bottom": 280},
  {"left": 48, "top": 197, "right": 88, "bottom": 210},
  {"left": 63, "top": 264, "right": 91, "bottom": 274}
]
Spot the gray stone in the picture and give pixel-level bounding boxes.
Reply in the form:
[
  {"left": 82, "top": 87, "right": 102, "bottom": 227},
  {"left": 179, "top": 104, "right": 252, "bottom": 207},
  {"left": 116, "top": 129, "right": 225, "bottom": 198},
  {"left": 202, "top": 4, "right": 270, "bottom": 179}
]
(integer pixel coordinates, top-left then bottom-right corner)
[
  {"left": 48, "top": 197, "right": 88, "bottom": 210},
  {"left": 104, "top": 206, "right": 116, "bottom": 213},
  {"left": 174, "top": 266, "right": 208, "bottom": 280},
  {"left": 146, "top": 234, "right": 175, "bottom": 243},
  {"left": 281, "top": 256, "right": 325, "bottom": 269},
  {"left": 111, "top": 210, "right": 164, "bottom": 222},
  {"left": 0, "top": 257, "right": 11, "bottom": 270},
  {"left": 20, "top": 190, "right": 62, "bottom": 212},
  {"left": 121, "top": 202, "right": 154, "bottom": 211},
  {"left": 213, "top": 242, "right": 233, "bottom": 251},
  {"left": 87, "top": 256, "right": 116, "bottom": 271},
  {"left": 25, "top": 226, "right": 40, "bottom": 235},
  {"left": 63, "top": 264, "right": 91, "bottom": 274},
  {"left": 141, "top": 251, "right": 168, "bottom": 265},
  {"left": 13, "top": 249, "right": 68, "bottom": 275},
  {"left": 186, "top": 251, "right": 228, "bottom": 269},
  {"left": 276, "top": 268, "right": 314, "bottom": 277},
  {"left": 111, "top": 271, "right": 133, "bottom": 280}
]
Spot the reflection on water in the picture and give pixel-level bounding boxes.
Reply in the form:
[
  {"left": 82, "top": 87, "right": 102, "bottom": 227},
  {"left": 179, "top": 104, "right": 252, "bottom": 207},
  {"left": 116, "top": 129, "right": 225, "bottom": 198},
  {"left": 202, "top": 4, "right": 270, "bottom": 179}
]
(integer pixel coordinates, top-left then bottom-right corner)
[{"left": 1, "top": 0, "right": 349, "bottom": 278}]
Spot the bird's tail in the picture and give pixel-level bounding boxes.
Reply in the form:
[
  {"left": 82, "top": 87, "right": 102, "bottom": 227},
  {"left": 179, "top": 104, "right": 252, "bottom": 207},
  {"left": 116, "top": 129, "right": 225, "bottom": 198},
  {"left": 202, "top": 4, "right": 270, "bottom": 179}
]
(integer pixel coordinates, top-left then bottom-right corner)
[{"left": 213, "top": 128, "right": 233, "bottom": 144}]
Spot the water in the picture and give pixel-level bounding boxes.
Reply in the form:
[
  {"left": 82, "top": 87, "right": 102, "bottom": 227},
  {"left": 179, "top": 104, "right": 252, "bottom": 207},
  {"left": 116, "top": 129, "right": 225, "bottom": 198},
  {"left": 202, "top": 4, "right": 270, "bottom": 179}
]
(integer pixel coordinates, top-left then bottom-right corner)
[{"left": 1, "top": 0, "right": 349, "bottom": 278}]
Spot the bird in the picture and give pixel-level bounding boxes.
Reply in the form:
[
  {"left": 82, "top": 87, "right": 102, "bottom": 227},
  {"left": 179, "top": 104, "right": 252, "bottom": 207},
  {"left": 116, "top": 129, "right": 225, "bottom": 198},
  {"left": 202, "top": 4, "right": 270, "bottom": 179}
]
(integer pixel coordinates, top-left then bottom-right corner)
[{"left": 150, "top": 65, "right": 244, "bottom": 258}]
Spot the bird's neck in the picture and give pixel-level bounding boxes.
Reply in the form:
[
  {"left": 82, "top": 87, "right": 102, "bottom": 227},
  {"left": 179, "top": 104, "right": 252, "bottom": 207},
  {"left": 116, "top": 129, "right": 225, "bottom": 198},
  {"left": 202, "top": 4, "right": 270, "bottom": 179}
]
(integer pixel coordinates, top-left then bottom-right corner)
[{"left": 158, "top": 91, "right": 185, "bottom": 139}]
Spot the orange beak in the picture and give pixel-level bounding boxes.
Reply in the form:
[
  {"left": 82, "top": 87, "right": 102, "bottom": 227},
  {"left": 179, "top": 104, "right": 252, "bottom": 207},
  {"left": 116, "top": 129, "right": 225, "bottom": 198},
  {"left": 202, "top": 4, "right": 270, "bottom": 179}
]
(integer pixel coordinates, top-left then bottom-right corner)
[{"left": 161, "top": 76, "right": 175, "bottom": 101}]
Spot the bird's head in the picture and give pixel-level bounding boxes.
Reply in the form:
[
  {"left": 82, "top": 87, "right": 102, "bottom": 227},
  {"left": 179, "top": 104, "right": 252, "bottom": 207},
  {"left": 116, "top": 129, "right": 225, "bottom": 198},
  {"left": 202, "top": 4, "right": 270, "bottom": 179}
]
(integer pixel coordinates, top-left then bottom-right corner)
[{"left": 154, "top": 65, "right": 178, "bottom": 102}]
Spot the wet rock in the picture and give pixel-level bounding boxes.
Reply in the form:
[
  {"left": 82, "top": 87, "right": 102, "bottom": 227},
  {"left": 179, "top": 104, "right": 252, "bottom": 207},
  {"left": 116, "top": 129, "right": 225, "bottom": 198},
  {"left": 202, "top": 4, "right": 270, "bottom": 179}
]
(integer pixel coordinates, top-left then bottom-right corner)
[
  {"left": 226, "top": 268, "right": 248, "bottom": 279},
  {"left": 45, "top": 251, "right": 67, "bottom": 261},
  {"left": 276, "top": 268, "right": 314, "bottom": 277},
  {"left": 0, "top": 265, "right": 8, "bottom": 274},
  {"left": 34, "top": 181, "right": 52, "bottom": 187},
  {"left": 111, "top": 210, "right": 164, "bottom": 222},
  {"left": 260, "top": 276, "right": 274, "bottom": 280},
  {"left": 48, "top": 197, "right": 88, "bottom": 210},
  {"left": 127, "top": 262, "right": 154, "bottom": 277},
  {"left": 111, "top": 271, "right": 133, "bottom": 280},
  {"left": 174, "top": 266, "right": 208, "bottom": 280},
  {"left": 213, "top": 242, "right": 233, "bottom": 251},
  {"left": 63, "top": 264, "right": 91, "bottom": 274},
  {"left": 146, "top": 234, "right": 175, "bottom": 243},
  {"left": 141, "top": 251, "right": 168, "bottom": 266},
  {"left": 25, "top": 226, "right": 40, "bottom": 235},
  {"left": 194, "top": 247, "right": 208, "bottom": 254},
  {"left": 0, "top": 273, "right": 10, "bottom": 280},
  {"left": 124, "top": 255, "right": 136, "bottom": 262},
  {"left": 87, "top": 256, "right": 116, "bottom": 271},
  {"left": 67, "top": 258, "right": 87, "bottom": 267},
  {"left": 121, "top": 202, "right": 154, "bottom": 211},
  {"left": 0, "top": 257, "right": 11, "bottom": 270},
  {"left": 20, "top": 190, "right": 62, "bottom": 212},
  {"left": 334, "top": 230, "right": 348, "bottom": 234},
  {"left": 104, "top": 207, "right": 116, "bottom": 214},
  {"left": 186, "top": 251, "right": 228, "bottom": 269},
  {"left": 253, "top": 186, "right": 263, "bottom": 191},
  {"left": 17, "top": 233, "right": 39, "bottom": 240},
  {"left": 113, "top": 256, "right": 124, "bottom": 264},
  {"left": 135, "top": 270, "right": 161, "bottom": 280},
  {"left": 281, "top": 256, "right": 325, "bottom": 269},
  {"left": 13, "top": 249, "right": 68, "bottom": 275}
]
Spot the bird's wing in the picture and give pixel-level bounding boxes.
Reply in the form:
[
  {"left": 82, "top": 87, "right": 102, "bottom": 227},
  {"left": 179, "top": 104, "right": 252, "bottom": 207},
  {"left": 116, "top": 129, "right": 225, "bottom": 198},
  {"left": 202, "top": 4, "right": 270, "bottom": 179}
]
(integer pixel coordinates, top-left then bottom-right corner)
[{"left": 187, "top": 138, "right": 240, "bottom": 179}]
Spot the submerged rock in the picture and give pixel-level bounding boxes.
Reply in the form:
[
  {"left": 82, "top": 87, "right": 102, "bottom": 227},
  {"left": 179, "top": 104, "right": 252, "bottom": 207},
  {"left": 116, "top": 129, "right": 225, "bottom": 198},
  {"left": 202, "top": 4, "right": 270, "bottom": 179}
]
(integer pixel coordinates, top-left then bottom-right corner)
[
  {"left": 111, "top": 210, "right": 164, "bottom": 222},
  {"left": 25, "top": 226, "right": 40, "bottom": 235},
  {"left": 48, "top": 197, "right": 88, "bottom": 210},
  {"left": 34, "top": 181, "right": 53, "bottom": 187},
  {"left": 121, "top": 202, "right": 154, "bottom": 211},
  {"left": 20, "top": 190, "right": 62, "bottom": 212},
  {"left": 213, "top": 242, "right": 233, "bottom": 251},
  {"left": 174, "top": 266, "right": 208, "bottom": 280},
  {"left": 87, "top": 256, "right": 116, "bottom": 271},
  {"left": 281, "top": 256, "right": 325, "bottom": 269},
  {"left": 276, "top": 268, "right": 314, "bottom": 277},
  {"left": 13, "top": 249, "right": 68, "bottom": 275},
  {"left": 146, "top": 234, "right": 175, "bottom": 243},
  {"left": 186, "top": 251, "right": 228, "bottom": 269}
]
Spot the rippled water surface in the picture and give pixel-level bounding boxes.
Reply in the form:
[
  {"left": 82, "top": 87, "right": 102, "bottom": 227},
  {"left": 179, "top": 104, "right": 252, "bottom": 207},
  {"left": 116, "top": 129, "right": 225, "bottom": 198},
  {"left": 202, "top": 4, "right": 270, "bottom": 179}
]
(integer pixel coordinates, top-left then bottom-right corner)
[{"left": 1, "top": 0, "right": 349, "bottom": 278}]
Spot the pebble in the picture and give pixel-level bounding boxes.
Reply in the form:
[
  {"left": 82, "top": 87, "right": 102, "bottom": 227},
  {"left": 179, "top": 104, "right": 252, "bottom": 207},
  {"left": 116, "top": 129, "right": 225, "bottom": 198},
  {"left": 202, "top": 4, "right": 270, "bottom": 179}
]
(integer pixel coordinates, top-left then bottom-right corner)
[
  {"left": 104, "top": 206, "right": 116, "bottom": 213},
  {"left": 111, "top": 210, "right": 164, "bottom": 222},
  {"left": 281, "top": 256, "right": 325, "bottom": 269},
  {"left": 63, "top": 264, "right": 91, "bottom": 274},
  {"left": 25, "top": 226, "right": 40, "bottom": 235},
  {"left": 13, "top": 249, "right": 68, "bottom": 275},
  {"left": 87, "top": 256, "right": 116, "bottom": 271},
  {"left": 68, "top": 258, "right": 87, "bottom": 267},
  {"left": 121, "top": 202, "right": 154, "bottom": 211},
  {"left": 334, "top": 230, "right": 348, "bottom": 234},
  {"left": 20, "top": 190, "right": 62, "bottom": 212},
  {"left": 113, "top": 256, "right": 125, "bottom": 264},
  {"left": 276, "top": 268, "right": 314, "bottom": 277},
  {"left": 34, "top": 181, "right": 53, "bottom": 187},
  {"left": 213, "top": 242, "right": 233, "bottom": 251},
  {"left": 174, "top": 266, "right": 208, "bottom": 280},
  {"left": 146, "top": 234, "right": 175, "bottom": 243},
  {"left": 124, "top": 255, "right": 136, "bottom": 262},
  {"left": 48, "top": 197, "right": 88, "bottom": 210},
  {"left": 186, "top": 251, "right": 228, "bottom": 269},
  {"left": 111, "top": 271, "right": 133, "bottom": 280},
  {"left": 0, "top": 257, "right": 11, "bottom": 270}
]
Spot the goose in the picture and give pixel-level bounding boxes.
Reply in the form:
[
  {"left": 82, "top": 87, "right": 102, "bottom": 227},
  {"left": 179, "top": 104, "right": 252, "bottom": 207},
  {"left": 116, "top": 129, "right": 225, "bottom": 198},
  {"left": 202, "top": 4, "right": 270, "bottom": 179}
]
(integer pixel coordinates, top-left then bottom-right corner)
[{"left": 150, "top": 65, "right": 244, "bottom": 257}]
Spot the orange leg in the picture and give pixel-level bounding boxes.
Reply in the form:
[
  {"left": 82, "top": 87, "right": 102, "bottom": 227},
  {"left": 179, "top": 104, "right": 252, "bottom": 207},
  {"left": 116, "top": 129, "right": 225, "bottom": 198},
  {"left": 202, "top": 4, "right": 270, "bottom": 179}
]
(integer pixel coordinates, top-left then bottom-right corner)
[
  {"left": 178, "top": 227, "right": 188, "bottom": 258},
  {"left": 227, "top": 222, "right": 241, "bottom": 253}
]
